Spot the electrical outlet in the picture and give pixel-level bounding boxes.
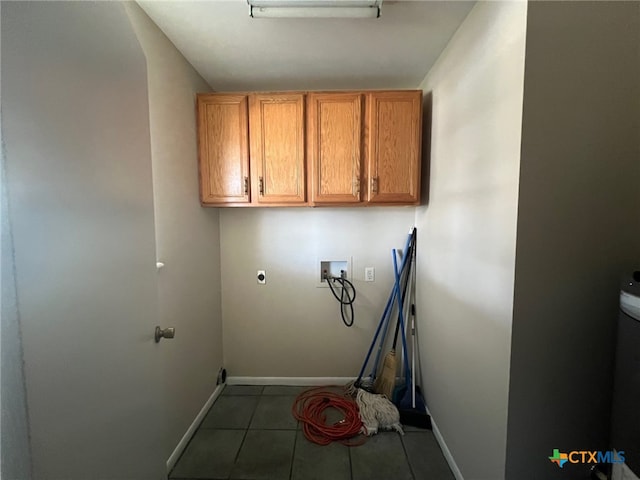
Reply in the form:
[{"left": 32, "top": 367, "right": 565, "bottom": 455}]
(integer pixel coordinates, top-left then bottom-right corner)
[
  {"left": 257, "top": 270, "right": 266, "bottom": 285},
  {"left": 365, "top": 267, "right": 375, "bottom": 282}
]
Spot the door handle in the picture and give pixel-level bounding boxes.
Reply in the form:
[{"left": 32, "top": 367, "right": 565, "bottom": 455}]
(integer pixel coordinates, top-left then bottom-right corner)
[{"left": 155, "top": 326, "right": 175, "bottom": 343}]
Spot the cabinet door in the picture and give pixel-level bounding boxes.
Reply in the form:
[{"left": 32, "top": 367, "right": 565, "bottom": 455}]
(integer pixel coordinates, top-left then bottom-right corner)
[
  {"left": 197, "top": 94, "right": 250, "bottom": 204},
  {"left": 308, "top": 92, "right": 363, "bottom": 204},
  {"left": 367, "top": 91, "right": 422, "bottom": 204},
  {"left": 249, "top": 93, "right": 306, "bottom": 204}
]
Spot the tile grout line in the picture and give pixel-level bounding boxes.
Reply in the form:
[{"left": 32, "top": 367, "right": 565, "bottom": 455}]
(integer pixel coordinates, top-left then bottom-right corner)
[
  {"left": 227, "top": 392, "right": 262, "bottom": 479},
  {"left": 229, "top": 426, "right": 249, "bottom": 480},
  {"left": 348, "top": 444, "right": 354, "bottom": 480},
  {"left": 399, "top": 433, "right": 417, "bottom": 480},
  {"left": 288, "top": 420, "right": 299, "bottom": 480},
  {"left": 289, "top": 388, "right": 302, "bottom": 479}
]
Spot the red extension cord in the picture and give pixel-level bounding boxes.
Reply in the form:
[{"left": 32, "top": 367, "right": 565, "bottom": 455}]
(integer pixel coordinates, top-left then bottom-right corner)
[{"left": 292, "top": 386, "right": 365, "bottom": 446}]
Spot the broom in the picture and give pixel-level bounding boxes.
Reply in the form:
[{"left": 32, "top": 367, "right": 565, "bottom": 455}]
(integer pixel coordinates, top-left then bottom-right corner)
[
  {"left": 350, "top": 231, "right": 414, "bottom": 393},
  {"left": 374, "top": 230, "right": 415, "bottom": 398},
  {"left": 395, "top": 230, "right": 431, "bottom": 429},
  {"left": 373, "top": 333, "right": 398, "bottom": 398},
  {"left": 397, "top": 302, "right": 431, "bottom": 429}
]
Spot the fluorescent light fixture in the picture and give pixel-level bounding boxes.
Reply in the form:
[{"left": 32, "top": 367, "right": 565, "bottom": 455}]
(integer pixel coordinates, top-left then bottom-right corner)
[
  {"left": 251, "top": 6, "right": 380, "bottom": 18},
  {"left": 248, "top": 0, "right": 382, "bottom": 18}
]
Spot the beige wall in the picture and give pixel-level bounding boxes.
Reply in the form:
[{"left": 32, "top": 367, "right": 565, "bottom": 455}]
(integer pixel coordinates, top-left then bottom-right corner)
[
  {"left": 416, "top": 2, "right": 527, "bottom": 479},
  {"left": 125, "top": 4, "right": 224, "bottom": 460},
  {"left": 220, "top": 207, "right": 416, "bottom": 377},
  {"left": 1, "top": 152, "right": 33, "bottom": 480},
  {"left": 506, "top": 3, "right": 640, "bottom": 479}
]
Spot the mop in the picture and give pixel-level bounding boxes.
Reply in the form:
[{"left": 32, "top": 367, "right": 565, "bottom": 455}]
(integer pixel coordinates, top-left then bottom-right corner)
[{"left": 355, "top": 388, "right": 404, "bottom": 436}]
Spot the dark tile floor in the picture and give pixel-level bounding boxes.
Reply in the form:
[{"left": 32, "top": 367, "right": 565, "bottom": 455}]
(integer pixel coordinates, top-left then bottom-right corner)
[{"left": 170, "top": 385, "right": 455, "bottom": 480}]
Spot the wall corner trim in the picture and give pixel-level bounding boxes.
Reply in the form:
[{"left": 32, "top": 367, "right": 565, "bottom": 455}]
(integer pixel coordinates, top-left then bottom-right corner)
[
  {"left": 166, "top": 383, "right": 225, "bottom": 472},
  {"left": 430, "top": 411, "right": 465, "bottom": 480},
  {"left": 227, "top": 376, "right": 357, "bottom": 386}
]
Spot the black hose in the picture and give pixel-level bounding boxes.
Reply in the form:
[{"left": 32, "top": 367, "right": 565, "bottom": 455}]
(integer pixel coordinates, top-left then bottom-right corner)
[{"left": 326, "top": 273, "right": 356, "bottom": 327}]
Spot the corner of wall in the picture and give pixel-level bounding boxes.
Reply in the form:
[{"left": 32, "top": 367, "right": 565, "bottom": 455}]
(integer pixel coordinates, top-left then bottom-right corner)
[
  {"left": 124, "top": 2, "right": 224, "bottom": 461},
  {"left": 1, "top": 102, "right": 34, "bottom": 480},
  {"left": 505, "top": 3, "right": 640, "bottom": 478},
  {"left": 413, "top": 2, "right": 527, "bottom": 479}
]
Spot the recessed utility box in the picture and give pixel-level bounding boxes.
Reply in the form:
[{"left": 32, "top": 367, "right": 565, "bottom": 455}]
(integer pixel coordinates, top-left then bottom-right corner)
[{"left": 319, "top": 260, "right": 350, "bottom": 285}]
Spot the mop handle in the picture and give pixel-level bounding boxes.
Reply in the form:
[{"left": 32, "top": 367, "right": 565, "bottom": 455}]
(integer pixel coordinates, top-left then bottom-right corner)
[
  {"left": 411, "top": 305, "right": 416, "bottom": 408},
  {"left": 410, "top": 230, "right": 418, "bottom": 408}
]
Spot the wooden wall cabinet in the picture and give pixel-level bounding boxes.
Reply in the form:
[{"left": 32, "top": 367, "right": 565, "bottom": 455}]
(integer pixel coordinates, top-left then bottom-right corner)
[
  {"left": 366, "top": 90, "right": 422, "bottom": 205},
  {"left": 307, "top": 92, "right": 363, "bottom": 204},
  {"left": 307, "top": 90, "right": 422, "bottom": 206},
  {"left": 249, "top": 93, "right": 306, "bottom": 205},
  {"left": 197, "top": 94, "right": 250, "bottom": 204},
  {"left": 197, "top": 93, "right": 306, "bottom": 206},
  {"left": 197, "top": 89, "right": 422, "bottom": 207}
]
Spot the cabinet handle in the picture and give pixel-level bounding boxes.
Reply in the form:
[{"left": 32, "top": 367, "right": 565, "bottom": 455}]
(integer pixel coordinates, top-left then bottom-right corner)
[
  {"left": 259, "top": 177, "right": 264, "bottom": 195},
  {"left": 243, "top": 176, "right": 249, "bottom": 195},
  {"left": 371, "top": 177, "right": 379, "bottom": 194},
  {"left": 353, "top": 176, "right": 360, "bottom": 196}
]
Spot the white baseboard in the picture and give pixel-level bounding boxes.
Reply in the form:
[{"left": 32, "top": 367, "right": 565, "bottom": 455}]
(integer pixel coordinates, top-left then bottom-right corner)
[
  {"left": 428, "top": 411, "right": 464, "bottom": 480},
  {"left": 166, "top": 383, "right": 225, "bottom": 473},
  {"left": 227, "top": 376, "right": 356, "bottom": 386}
]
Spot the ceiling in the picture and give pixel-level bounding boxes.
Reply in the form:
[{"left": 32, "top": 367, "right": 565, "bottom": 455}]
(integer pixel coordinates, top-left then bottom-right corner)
[{"left": 137, "top": 0, "right": 475, "bottom": 91}]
